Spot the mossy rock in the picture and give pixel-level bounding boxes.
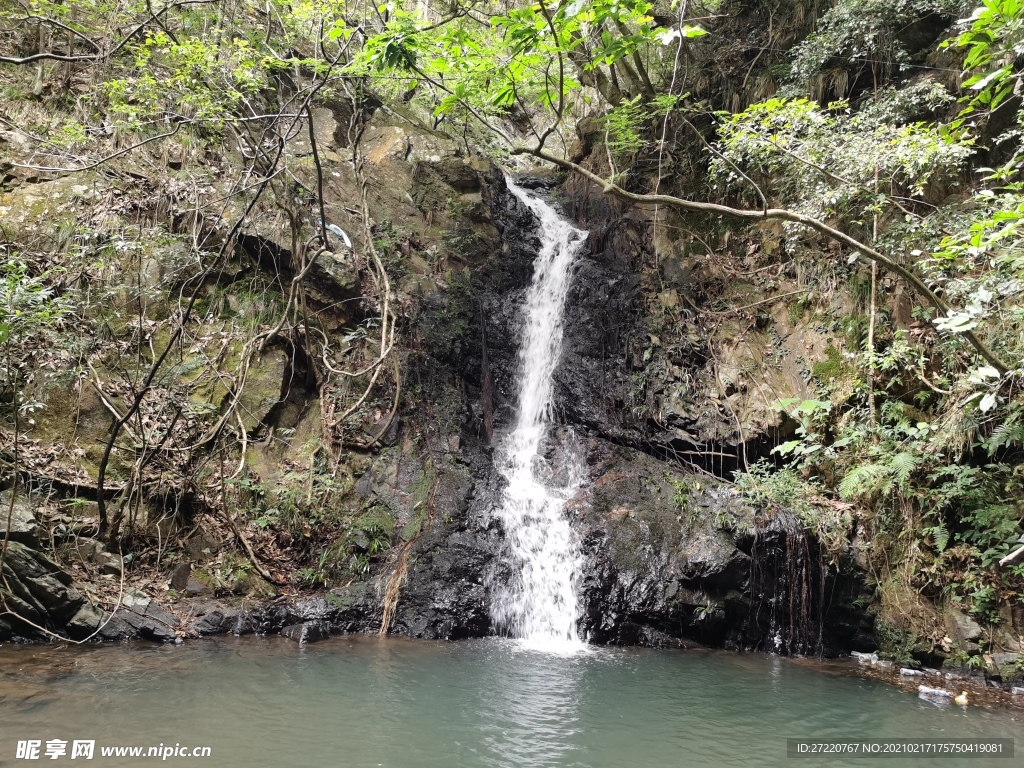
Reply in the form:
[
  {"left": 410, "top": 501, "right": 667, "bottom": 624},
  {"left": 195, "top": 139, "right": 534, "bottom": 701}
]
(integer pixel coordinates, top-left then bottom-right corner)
[
  {"left": 230, "top": 569, "right": 275, "bottom": 597},
  {"left": 24, "top": 370, "right": 133, "bottom": 483},
  {"left": 185, "top": 341, "right": 287, "bottom": 433},
  {"left": 355, "top": 505, "right": 395, "bottom": 536},
  {"left": 235, "top": 348, "right": 288, "bottom": 431},
  {"left": 811, "top": 344, "right": 846, "bottom": 382}
]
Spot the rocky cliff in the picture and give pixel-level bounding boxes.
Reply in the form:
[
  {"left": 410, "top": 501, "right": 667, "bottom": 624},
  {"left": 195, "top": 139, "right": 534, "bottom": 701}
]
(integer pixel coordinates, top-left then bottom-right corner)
[{"left": 0, "top": 128, "right": 875, "bottom": 656}]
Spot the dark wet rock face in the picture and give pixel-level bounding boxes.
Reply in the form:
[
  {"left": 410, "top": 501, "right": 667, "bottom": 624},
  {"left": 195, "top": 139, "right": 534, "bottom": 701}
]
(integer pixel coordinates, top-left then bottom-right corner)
[
  {"left": 281, "top": 621, "right": 330, "bottom": 644},
  {"left": 557, "top": 214, "right": 649, "bottom": 444},
  {"left": 380, "top": 179, "right": 873, "bottom": 655},
  {"left": 151, "top": 176, "right": 874, "bottom": 654},
  {"left": 363, "top": 180, "right": 874, "bottom": 655},
  {"left": 558, "top": 437, "right": 871, "bottom": 653},
  {"left": 387, "top": 525, "right": 495, "bottom": 640}
]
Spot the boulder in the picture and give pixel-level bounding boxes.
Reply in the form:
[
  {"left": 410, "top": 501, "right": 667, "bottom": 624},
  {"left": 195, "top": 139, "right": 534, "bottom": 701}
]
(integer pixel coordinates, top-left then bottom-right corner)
[
  {"left": 305, "top": 250, "right": 360, "bottom": 308},
  {"left": 281, "top": 621, "right": 330, "bottom": 644},
  {"left": 66, "top": 603, "right": 135, "bottom": 642},
  {"left": 993, "top": 652, "right": 1020, "bottom": 668},
  {"left": 65, "top": 593, "right": 177, "bottom": 643},
  {"left": 169, "top": 562, "right": 191, "bottom": 591},
  {"left": 193, "top": 607, "right": 242, "bottom": 635},
  {"left": 1, "top": 541, "right": 84, "bottom": 623},
  {"left": 117, "top": 591, "right": 179, "bottom": 642},
  {"left": 944, "top": 607, "right": 983, "bottom": 651},
  {"left": 184, "top": 577, "right": 211, "bottom": 596},
  {"left": 235, "top": 347, "right": 287, "bottom": 433},
  {"left": 95, "top": 551, "right": 123, "bottom": 576},
  {"left": 0, "top": 491, "right": 44, "bottom": 544},
  {"left": 67, "top": 537, "right": 105, "bottom": 563}
]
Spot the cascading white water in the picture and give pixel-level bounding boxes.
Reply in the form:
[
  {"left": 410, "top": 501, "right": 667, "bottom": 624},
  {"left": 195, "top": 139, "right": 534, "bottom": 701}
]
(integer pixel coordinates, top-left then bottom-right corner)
[{"left": 490, "top": 179, "right": 589, "bottom": 652}]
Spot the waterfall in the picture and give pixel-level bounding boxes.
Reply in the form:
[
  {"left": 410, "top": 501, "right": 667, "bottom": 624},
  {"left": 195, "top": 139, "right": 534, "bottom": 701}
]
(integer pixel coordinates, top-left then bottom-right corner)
[{"left": 490, "top": 179, "right": 588, "bottom": 652}]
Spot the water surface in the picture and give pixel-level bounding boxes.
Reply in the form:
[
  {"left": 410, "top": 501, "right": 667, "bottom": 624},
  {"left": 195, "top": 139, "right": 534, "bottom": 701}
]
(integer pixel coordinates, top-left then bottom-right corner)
[{"left": 1, "top": 637, "right": 1020, "bottom": 767}]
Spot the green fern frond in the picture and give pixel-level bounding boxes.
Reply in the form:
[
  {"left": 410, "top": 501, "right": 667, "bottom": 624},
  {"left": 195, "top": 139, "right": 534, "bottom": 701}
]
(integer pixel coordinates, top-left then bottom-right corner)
[
  {"left": 889, "top": 451, "right": 918, "bottom": 487},
  {"left": 839, "top": 463, "right": 889, "bottom": 500}
]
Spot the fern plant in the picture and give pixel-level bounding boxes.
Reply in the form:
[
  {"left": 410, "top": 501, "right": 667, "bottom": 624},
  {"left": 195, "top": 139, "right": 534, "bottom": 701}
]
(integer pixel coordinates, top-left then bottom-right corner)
[{"left": 838, "top": 451, "right": 919, "bottom": 501}]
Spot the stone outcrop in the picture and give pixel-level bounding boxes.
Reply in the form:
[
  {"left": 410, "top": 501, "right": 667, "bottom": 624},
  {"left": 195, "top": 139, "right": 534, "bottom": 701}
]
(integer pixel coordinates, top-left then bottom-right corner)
[{"left": 0, "top": 493, "right": 179, "bottom": 643}]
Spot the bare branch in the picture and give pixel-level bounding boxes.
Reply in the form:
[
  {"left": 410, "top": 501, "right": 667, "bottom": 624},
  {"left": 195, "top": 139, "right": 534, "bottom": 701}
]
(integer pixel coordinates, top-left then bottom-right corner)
[{"left": 13, "top": 124, "right": 182, "bottom": 174}]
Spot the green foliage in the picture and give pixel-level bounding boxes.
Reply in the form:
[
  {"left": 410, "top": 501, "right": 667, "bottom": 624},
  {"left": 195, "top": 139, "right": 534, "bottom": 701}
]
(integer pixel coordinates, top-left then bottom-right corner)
[
  {"left": 838, "top": 452, "right": 918, "bottom": 501},
  {"left": 669, "top": 475, "right": 699, "bottom": 508},
  {"left": 947, "top": 0, "right": 1024, "bottom": 119},
  {"left": 0, "top": 262, "right": 66, "bottom": 350},
  {"left": 811, "top": 344, "right": 846, "bottom": 382},
  {"left": 705, "top": 0, "right": 1024, "bottom": 626},
  {"left": 735, "top": 460, "right": 816, "bottom": 515},
  {"left": 355, "top": 0, "right": 704, "bottom": 122},
  {"left": 601, "top": 93, "right": 682, "bottom": 157},
  {"left": 714, "top": 95, "right": 973, "bottom": 222},
  {"left": 734, "top": 460, "right": 852, "bottom": 557},
  {"left": 229, "top": 457, "right": 396, "bottom": 587},
  {"left": 0, "top": 261, "right": 69, "bottom": 417},
  {"left": 373, "top": 220, "right": 411, "bottom": 279},
  {"left": 789, "top": 0, "right": 961, "bottom": 86},
  {"left": 103, "top": 29, "right": 298, "bottom": 129},
  {"left": 875, "top": 617, "right": 920, "bottom": 666},
  {"left": 771, "top": 397, "right": 832, "bottom": 462}
]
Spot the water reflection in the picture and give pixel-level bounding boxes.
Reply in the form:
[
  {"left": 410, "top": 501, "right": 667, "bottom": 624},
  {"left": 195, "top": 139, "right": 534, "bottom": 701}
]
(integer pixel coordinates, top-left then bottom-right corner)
[{"left": 476, "top": 644, "right": 586, "bottom": 767}]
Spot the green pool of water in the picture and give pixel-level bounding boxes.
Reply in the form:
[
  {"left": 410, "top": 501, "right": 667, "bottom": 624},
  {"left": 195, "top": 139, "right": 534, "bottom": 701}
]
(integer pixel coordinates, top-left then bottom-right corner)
[{"left": 1, "top": 637, "right": 1020, "bottom": 767}]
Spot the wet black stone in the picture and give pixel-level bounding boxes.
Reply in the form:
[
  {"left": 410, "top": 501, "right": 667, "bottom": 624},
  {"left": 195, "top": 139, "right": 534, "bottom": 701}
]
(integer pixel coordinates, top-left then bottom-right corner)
[
  {"left": 281, "top": 621, "right": 330, "bottom": 644},
  {"left": 193, "top": 609, "right": 241, "bottom": 636}
]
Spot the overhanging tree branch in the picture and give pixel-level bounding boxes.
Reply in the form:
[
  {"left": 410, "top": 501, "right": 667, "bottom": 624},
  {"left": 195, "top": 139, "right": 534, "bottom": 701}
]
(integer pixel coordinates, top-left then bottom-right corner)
[{"left": 513, "top": 147, "right": 1011, "bottom": 374}]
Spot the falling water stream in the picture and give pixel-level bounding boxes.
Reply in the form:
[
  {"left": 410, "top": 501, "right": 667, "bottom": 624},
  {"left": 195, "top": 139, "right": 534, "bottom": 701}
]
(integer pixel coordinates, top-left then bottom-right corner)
[{"left": 489, "top": 180, "right": 589, "bottom": 651}]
